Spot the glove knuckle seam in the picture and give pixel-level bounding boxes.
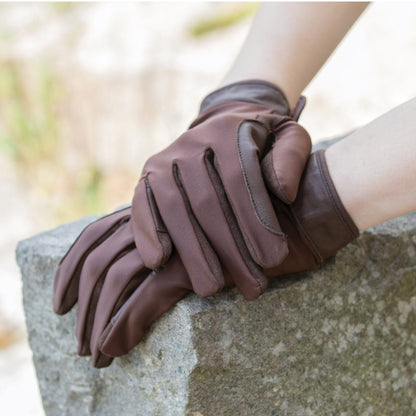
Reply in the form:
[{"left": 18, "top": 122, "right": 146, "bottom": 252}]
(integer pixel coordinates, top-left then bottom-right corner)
[
  {"left": 144, "top": 176, "right": 168, "bottom": 235},
  {"left": 172, "top": 162, "right": 224, "bottom": 292},
  {"left": 237, "top": 119, "right": 283, "bottom": 235},
  {"left": 204, "top": 150, "right": 267, "bottom": 293}
]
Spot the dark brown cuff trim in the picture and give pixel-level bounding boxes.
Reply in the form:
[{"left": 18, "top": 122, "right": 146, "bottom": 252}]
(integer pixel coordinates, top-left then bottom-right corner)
[
  {"left": 292, "top": 150, "right": 360, "bottom": 261},
  {"left": 199, "top": 79, "right": 290, "bottom": 115}
]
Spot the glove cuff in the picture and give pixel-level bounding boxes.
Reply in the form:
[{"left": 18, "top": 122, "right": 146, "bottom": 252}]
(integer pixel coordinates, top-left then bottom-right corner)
[
  {"left": 292, "top": 149, "right": 360, "bottom": 262},
  {"left": 199, "top": 79, "right": 291, "bottom": 116}
]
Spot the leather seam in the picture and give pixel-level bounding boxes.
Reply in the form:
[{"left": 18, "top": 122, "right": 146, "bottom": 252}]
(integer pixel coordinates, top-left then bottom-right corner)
[
  {"left": 236, "top": 119, "right": 284, "bottom": 236},
  {"left": 269, "top": 148, "right": 290, "bottom": 203},
  {"left": 172, "top": 162, "right": 224, "bottom": 292},
  {"left": 289, "top": 204, "right": 324, "bottom": 263},
  {"left": 56, "top": 214, "right": 130, "bottom": 314},
  {"left": 82, "top": 242, "right": 136, "bottom": 352},
  {"left": 144, "top": 177, "right": 168, "bottom": 234},
  {"left": 204, "top": 149, "right": 264, "bottom": 295},
  {"left": 143, "top": 176, "right": 171, "bottom": 266}
]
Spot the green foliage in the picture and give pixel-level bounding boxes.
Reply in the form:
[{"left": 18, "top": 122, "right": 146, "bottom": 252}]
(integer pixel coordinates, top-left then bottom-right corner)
[
  {"left": 0, "top": 60, "right": 105, "bottom": 224},
  {"left": 189, "top": 3, "right": 259, "bottom": 37},
  {"left": 0, "top": 61, "right": 61, "bottom": 167},
  {"left": 50, "top": 2, "right": 77, "bottom": 14}
]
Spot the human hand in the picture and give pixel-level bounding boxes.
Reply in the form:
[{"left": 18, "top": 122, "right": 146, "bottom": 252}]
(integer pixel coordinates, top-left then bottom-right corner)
[
  {"left": 131, "top": 79, "right": 312, "bottom": 301},
  {"left": 53, "top": 148, "right": 359, "bottom": 369},
  {"left": 52, "top": 207, "right": 192, "bottom": 368},
  {"left": 105, "top": 149, "right": 359, "bottom": 362},
  {"left": 53, "top": 79, "right": 311, "bottom": 368}
]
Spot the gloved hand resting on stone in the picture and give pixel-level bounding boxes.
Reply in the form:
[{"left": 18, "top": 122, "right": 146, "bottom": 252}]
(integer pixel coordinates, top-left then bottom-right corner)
[
  {"left": 53, "top": 81, "right": 359, "bottom": 368},
  {"left": 130, "top": 80, "right": 311, "bottom": 300}
]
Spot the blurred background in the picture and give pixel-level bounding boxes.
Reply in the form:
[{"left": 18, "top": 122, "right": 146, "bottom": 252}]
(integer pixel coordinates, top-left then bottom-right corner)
[{"left": 0, "top": 2, "right": 415, "bottom": 415}]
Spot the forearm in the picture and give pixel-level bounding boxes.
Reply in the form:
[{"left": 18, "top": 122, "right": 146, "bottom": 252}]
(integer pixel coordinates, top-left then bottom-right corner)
[
  {"left": 221, "top": 2, "right": 369, "bottom": 107},
  {"left": 326, "top": 97, "right": 416, "bottom": 231}
]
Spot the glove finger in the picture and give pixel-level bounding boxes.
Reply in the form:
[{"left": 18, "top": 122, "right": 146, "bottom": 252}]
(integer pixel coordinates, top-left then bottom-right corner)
[
  {"left": 141, "top": 171, "right": 224, "bottom": 297},
  {"left": 262, "top": 121, "right": 312, "bottom": 204},
  {"left": 90, "top": 249, "right": 148, "bottom": 368},
  {"left": 177, "top": 152, "right": 267, "bottom": 300},
  {"left": 213, "top": 121, "right": 289, "bottom": 269},
  {"left": 132, "top": 178, "right": 172, "bottom": 269},
  {"left": 98, "top": 253, "right": 192, "bottom": 357},
  {"left": 76, "top": 221, "right": 135, "bottom": 356},
  {"left": 53, "top": 207, "right": 131, "bottom": 315}
]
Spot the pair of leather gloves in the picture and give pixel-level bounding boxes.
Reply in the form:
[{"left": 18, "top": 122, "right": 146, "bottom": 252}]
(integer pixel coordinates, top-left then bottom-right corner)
[{"left": 53, "top": 80, "right": 359, "bottom": 368}]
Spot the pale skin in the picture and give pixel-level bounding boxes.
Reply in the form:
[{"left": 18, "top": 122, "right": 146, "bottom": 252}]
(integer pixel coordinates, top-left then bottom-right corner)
[{"left": 221, "top": 1, "right": 416, "bottom": 231}]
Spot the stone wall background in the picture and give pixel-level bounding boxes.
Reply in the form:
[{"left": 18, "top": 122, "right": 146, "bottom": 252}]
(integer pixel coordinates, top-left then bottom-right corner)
[{"left": 2, "top": 3, "right": 416, "bottom": 415}]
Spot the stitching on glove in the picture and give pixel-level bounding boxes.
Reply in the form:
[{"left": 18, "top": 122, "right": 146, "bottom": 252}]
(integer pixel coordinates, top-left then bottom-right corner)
[
  {"left": 237, "top": 119, "right": 285, "bottom": 236},
  {"left": 261, "top": 148, "right": 291, "bottom": 205},
  {"left": 144, "top": 176, "right": 172, "bottom": 266},
  {"left": 289, "top": 204, "right": 324, "bottom": 264},
  {"left": 82, "top": 242, "right": 136, "bottom": 354},
  {"left": 58, "top": 209, "right": 130, "bottom": 265},
  {"left": 172, "top": 163, "right": 224, "bottom": 293},
  {"left": 56, "top": 214, "right": 130, "bottom": 315},
  {"left": 204, "top": 149, "right": 265, "bottom": 297},
  {"left": 93, "top": 267, "right": 150, "bottom": 367},
  {"left": 144, "top": 177, "right": 168, "bottom": 234}
]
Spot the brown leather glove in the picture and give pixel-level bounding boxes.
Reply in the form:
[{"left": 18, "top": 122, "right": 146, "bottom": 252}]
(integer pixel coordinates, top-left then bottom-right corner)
[
  {"left": 264, "top": 149, "right": 359, "bottom": 277},
  {"left": 53, "top": 148, "right": 359, "bottom": 368},
  {"left": 53, "top": 207, "right": 191, "bottom": 368},
  {"left": 131, "top": 80, "right": 311, "bottom": 300}
]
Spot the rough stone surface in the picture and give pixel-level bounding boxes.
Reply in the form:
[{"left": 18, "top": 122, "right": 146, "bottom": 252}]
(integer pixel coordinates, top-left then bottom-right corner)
[{"left": 16, "top": 149, "right": 416, "bottom": 416}]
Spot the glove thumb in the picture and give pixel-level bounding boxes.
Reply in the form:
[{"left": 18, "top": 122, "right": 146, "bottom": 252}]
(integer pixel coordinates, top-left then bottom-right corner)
[{"left": 261, "top": 121, "right": 312, "bottom": 204}]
